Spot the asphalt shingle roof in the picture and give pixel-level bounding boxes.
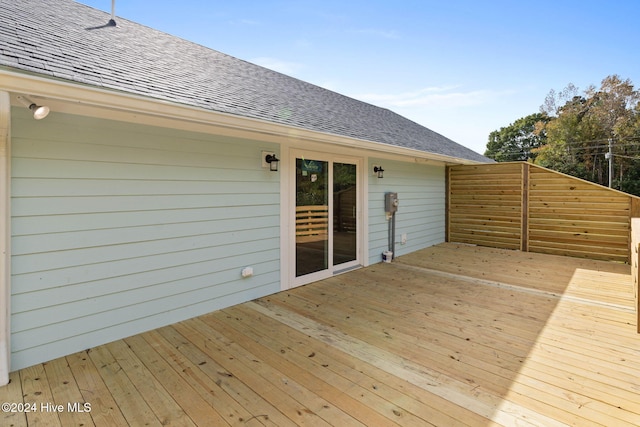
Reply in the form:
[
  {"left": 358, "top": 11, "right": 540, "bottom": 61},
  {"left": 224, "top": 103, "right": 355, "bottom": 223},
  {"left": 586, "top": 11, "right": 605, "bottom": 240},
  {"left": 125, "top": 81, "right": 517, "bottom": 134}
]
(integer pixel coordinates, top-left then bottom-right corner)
[{"left": 1, "top": 0, "right": 489, "bottom": 162}]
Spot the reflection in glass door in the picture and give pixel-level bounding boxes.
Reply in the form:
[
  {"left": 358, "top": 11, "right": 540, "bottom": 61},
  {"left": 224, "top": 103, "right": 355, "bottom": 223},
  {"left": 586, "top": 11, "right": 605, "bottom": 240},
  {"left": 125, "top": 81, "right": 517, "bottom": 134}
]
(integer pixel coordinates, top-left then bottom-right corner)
[
  {"left": 295, "top": 157, "right": 358, "bottom": 279},
  {"left": 296, "top": 158, "right": 329, "bottom": 277},
  {"left": 333, "top": 162, "right": 357, "bottom": 266}
]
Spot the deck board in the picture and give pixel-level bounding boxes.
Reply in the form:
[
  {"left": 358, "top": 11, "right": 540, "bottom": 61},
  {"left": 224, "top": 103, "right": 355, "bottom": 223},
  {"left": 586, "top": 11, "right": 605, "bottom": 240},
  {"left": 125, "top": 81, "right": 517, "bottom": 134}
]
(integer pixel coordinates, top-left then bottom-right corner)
[
  {"left": 2, "top": 243, "right": 639, "bottom": 426},
  {"left": 0, "top": 371, "right": 27, "bottom": 427}
]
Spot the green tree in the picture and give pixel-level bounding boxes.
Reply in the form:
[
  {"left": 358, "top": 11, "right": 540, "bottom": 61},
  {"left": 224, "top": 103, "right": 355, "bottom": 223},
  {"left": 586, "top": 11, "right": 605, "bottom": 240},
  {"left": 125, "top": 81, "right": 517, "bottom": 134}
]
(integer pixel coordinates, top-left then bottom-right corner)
[
  {"left": 613, "top": 102, "right": 640, "bottom": 193},
  {"left": 534, "top": 94, "right": 592, "bottom": 178},
  {"left": 534, "top": 75, "right": 640, "bottom": 189},
  {"left": 484, "top": 113, "right": 550, "bottom": 162}
]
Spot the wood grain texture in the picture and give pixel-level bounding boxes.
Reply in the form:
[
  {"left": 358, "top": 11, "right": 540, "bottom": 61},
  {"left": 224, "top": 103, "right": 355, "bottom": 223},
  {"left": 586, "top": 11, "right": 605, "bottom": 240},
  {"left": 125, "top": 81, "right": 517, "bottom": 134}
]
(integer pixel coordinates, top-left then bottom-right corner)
[
  {"left": 3, "top": 243, "right": 637, "bottom": 426},
  {"left": 448, "top": 162, "right": 640, "bottom": 262}
]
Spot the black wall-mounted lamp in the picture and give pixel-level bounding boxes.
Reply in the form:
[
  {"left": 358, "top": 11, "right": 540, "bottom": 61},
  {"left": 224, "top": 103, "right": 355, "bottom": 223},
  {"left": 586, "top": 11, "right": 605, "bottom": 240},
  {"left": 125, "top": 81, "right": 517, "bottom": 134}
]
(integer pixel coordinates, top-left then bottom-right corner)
[
  {"left": 265, "top": 153, "right": 280, "bottom": 171},
  {"left": 373, "top": 165, "right": 384, "bottom": 178},
  {"left": 16, "top": 95, "right": 50, "bottom": 120}
]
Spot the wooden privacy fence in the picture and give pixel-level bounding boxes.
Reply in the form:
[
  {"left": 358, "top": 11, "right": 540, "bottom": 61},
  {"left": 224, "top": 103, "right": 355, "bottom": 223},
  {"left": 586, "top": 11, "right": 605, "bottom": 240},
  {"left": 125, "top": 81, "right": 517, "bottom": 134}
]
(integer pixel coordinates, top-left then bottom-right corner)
[
  {"left": 296, "top": 205, "right": 329, "bottom": 243},
  {"left": 447, "top": 162, "right": 640, "bottom": 264}
]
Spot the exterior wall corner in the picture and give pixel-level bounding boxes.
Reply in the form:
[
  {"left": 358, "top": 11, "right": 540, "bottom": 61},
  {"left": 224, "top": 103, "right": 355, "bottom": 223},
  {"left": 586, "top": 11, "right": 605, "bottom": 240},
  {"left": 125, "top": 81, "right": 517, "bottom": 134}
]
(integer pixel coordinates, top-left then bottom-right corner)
[{"left": 0, "top": 91, "right": 11, "bottom": 385}]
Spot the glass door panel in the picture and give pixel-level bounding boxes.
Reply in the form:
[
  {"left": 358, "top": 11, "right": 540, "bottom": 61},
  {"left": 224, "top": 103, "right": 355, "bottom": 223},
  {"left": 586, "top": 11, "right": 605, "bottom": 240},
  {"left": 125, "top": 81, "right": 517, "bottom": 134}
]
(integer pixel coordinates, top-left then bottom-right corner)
[
  {"left": 333, "top": 162, "right": 357, "bottom": 267},
  {"left": 295, "top": 158, "right": 329, "bottom": 277}
]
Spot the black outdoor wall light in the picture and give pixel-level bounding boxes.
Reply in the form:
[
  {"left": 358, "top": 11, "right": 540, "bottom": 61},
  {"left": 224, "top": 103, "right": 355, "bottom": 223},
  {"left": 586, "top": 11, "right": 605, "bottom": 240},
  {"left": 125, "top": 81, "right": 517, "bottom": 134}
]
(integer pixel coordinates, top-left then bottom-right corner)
[
  {"left": 374, "top": 165, "right": 384, "bottom": 178},
  {"left": 265, "top": 153, "right": 280, "bottom": 171}
]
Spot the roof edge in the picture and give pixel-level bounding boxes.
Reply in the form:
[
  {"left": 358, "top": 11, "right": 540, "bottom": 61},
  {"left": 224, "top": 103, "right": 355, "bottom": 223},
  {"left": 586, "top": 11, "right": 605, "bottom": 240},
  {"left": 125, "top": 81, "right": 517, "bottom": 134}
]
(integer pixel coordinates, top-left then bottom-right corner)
[{"left": 1, "top": 69, "right": 483, "bottom": 165}]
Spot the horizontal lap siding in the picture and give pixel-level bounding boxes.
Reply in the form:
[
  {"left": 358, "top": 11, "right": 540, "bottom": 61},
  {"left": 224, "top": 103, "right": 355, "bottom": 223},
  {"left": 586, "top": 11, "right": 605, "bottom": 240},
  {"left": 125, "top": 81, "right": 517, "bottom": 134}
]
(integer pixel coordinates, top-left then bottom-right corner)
[
  {"left": 448, "top": 163, "right": 522, "bottom": 250},
  {"left": 528, "top": 166, "right": 631, "bottom": 261},
  {"left": 10, "top": 110, "right": 280, "bottom": 370},
  {"left": 368, "top": 160, "right": 445, "bottom": 264}
]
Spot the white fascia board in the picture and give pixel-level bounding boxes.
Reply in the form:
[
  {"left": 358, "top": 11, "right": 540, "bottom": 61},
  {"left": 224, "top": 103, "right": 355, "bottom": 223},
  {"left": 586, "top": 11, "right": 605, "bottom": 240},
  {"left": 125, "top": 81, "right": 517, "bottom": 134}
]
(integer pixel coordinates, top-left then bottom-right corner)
[{"left": 1, "top": 70, "right": 481, "bottom": 166}]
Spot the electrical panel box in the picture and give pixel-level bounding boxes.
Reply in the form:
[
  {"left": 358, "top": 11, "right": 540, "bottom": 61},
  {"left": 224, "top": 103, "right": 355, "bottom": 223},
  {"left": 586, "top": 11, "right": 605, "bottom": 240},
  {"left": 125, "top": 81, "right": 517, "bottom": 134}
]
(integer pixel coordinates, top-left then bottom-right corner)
[{"left": 385, "top": 192, "right": 399, "bottom": 214}]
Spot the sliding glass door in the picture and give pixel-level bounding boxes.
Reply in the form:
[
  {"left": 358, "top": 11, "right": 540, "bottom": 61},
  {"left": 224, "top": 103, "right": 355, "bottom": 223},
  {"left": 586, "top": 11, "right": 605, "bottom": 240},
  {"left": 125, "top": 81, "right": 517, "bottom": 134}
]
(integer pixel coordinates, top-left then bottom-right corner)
[{"left": 294, "top": 153, "right": 360, "bottom": 283}]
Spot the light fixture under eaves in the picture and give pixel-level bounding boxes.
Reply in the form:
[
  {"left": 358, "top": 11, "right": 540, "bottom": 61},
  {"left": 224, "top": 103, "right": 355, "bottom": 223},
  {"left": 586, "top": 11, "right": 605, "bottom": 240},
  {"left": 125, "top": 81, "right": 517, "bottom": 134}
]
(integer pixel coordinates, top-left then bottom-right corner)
[
  {"left": 373, "top": 165, "right": 384, "bottom": 179},
  {"left": 16, "top": 95, "right": 50, "bottom": 120},
  {"left": 265, "top": 153, "right": 280, "bottom": 171}
]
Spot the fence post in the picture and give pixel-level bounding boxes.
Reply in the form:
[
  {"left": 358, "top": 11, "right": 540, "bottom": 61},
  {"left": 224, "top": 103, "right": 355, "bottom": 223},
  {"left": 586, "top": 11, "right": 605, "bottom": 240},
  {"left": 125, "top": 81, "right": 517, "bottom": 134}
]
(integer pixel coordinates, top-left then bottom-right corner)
[
  {"left": 521, "top": 163, "right": 530, "bottom": 252},
  {"left": 637, "top": 243, "right": 640, "bottom": 334},
  {"left": 632, "top": 218, "right": 640, "bottom": 333},
  {"left": 445, "top": 166, "right": 450, "bottom": 243},
  {"left": 631, "top": 198, "right": 640, "bottom": 264}
]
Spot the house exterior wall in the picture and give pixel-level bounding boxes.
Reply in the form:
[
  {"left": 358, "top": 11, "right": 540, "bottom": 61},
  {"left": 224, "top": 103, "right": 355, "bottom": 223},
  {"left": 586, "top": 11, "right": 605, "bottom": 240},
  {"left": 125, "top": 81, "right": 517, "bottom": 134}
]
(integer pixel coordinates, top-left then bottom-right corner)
[
  {"left": 367, "top": 158, "right": 446, "bottom": 265},
  {"left": 7, "top": 106, "right": 450, "bottom": 371},
  {"left": 10, "top": 109, "right": 281, "bottom": 370}
]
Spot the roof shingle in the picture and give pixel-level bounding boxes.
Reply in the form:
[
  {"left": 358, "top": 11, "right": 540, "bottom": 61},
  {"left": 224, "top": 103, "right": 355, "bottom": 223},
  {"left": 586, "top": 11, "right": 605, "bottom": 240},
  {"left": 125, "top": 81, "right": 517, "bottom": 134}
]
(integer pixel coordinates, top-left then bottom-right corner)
[{"left": 0, "top": 0, "right": 489, "bottom": 162}]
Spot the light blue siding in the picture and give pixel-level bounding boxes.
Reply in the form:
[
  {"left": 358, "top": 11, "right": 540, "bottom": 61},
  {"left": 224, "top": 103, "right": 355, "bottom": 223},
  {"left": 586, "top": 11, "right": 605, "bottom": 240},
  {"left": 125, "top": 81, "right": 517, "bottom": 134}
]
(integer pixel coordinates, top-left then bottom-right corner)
[
  {"left": 368, "top": 158, "right": 445, "bottom": 265},
  {"left": 10, "top": 109, "right": 281, "bottom": 370}
]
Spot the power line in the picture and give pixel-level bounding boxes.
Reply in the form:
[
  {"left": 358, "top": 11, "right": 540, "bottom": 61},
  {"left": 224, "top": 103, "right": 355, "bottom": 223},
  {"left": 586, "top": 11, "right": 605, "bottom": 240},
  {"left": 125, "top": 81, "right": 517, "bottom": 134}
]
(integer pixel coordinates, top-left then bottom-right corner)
[
  {"left": 491, "top": 142, "right": 640, "bottom": 157},
  {"left": 613, "top": 154, "right": 640, "bottom": 160},
  {"left": 557, "top": 136, "right": 640, "bottom": 146}
]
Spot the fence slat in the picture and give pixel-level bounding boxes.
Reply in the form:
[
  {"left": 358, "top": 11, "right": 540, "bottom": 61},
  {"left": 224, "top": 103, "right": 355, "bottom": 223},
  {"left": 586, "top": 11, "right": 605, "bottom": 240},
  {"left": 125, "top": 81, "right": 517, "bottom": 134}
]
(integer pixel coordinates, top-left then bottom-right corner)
[{"left": 448, "top": 162, "right": 640, "bottom": 264}]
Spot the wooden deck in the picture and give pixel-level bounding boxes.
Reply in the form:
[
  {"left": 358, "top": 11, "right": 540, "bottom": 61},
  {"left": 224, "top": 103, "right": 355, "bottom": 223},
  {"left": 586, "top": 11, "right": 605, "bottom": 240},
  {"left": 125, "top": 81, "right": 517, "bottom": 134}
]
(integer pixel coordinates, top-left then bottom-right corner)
[{"left": 2, "top": 243, "right": 639, "bottom": 426}]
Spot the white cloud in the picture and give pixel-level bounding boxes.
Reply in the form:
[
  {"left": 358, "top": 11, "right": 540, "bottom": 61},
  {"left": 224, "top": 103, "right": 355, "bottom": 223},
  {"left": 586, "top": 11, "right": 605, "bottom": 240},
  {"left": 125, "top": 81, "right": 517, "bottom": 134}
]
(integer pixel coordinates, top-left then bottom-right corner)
[
  {"left": 348, "top": 85, "right": 521, "bottom": 154},
  {"left": 354, "top": 86, "right": 514, "bottom": 109}
]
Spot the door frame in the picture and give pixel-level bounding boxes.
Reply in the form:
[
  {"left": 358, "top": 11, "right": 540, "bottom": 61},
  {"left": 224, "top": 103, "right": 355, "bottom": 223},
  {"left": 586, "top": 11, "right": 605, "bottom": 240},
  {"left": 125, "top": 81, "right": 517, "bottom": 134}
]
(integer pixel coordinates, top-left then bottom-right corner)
[{"left": 288, "top": 149, "right": 363, "bottom": 288}]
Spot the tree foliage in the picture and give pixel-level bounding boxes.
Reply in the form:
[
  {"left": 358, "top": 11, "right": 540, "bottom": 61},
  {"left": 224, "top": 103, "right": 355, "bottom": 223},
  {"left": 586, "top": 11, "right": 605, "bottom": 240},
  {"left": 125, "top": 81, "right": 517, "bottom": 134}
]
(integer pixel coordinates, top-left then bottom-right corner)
[
  {"left": 486, "top": 75, "right": 640, "bottom": 195},
  {"left": 484, "top": 113, "right": 550, "bottom": 162}
]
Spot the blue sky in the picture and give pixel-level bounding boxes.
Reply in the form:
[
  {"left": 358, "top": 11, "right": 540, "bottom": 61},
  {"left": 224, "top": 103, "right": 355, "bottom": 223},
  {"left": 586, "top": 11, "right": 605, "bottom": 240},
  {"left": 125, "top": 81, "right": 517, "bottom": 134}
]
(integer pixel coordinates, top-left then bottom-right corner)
[{"left": 78, "top": 0, "right": 640, "bottom": 155}]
